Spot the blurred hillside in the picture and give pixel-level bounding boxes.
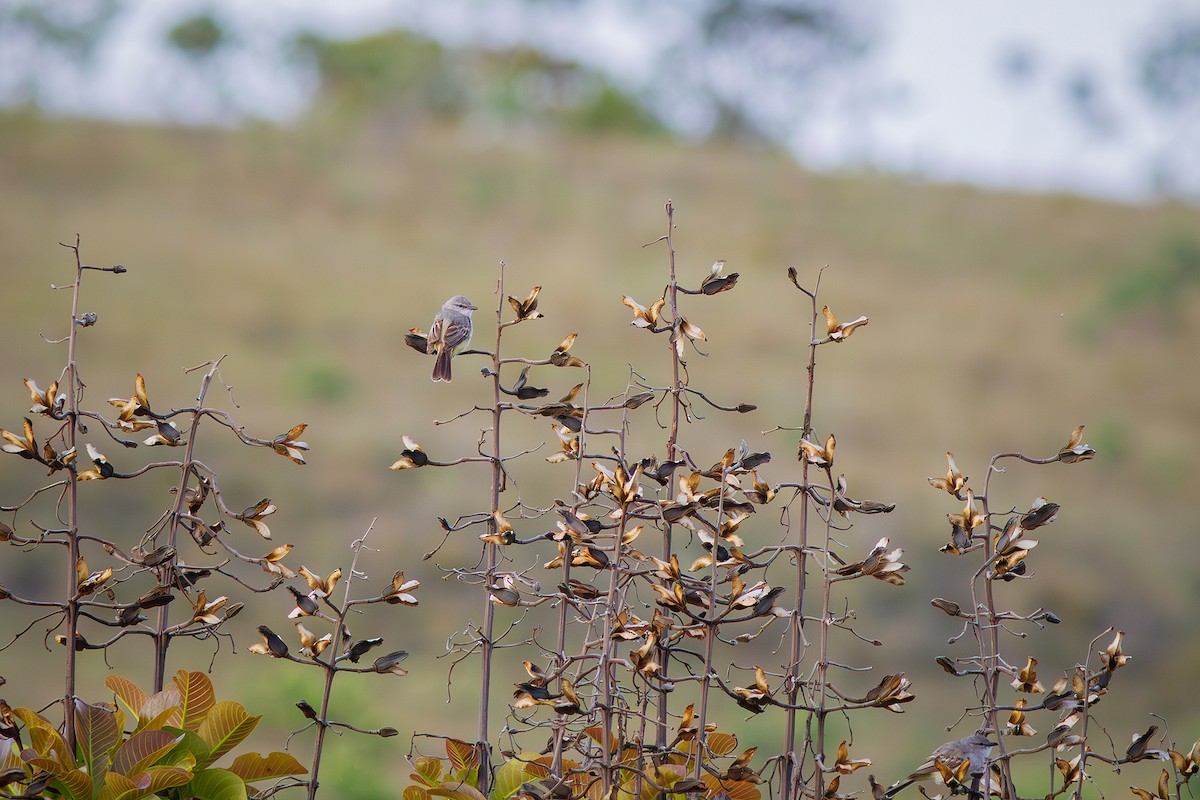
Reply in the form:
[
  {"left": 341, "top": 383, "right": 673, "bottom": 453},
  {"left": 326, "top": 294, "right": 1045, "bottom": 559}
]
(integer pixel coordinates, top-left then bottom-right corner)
[{"left": 1, "top": 95, "right": 1199, "bottom": 795}]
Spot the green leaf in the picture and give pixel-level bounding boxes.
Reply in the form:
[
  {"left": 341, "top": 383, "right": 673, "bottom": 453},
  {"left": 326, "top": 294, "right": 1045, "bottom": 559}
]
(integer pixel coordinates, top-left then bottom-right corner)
[
  {"left": 172, "top": 670, "right": 216, "bottom": 731},
  {"left": 49, "top": 769, "right": 93, "bottom": 800},
  {"left": 196, "top": 701, "right": 260, "bottom": 768},
  {"left": 11, "top": 706, "right": 55, "bottom": 732},
  {"left": 410, "top": 757, "right": 443, "bottom": 788},
  {"left": 404, "top": 786, "right": 432, "bottom": 800},
  {"left": 457, "top": 766, "right": 479, "bottom": 788},
  {"left": 14, "top": 708, "right": 70, "bottom": 769},
  {"left": 95, "top": 770, "right": 148, "bottom": 800},
  {"left": 185, "top": 767, "right": 249, "bottom": 800},
  {"left": 492, "top": 756, "right": 537, "bottom": 800},
  {"left": 132, "top": 765, "right": 193, "bottom": 794},
  {"left": 429, "top": 781, "right": 488, "bottom": 800},
  {"left": 227, "top": 751, "right": 307, "bottom": 782},
  {"left": 162, "top": 728, "right": 208, "bottom": 768},
  {"left": 643, "top": 766, "right": 686, "bottom": 800},
  {"left": 111, "top": 729, "right": 184, "bottom": 777},
  {"left": 75, "top": 699, "right": 120, "bottom": 779},
  {"left": 104, "top": 675, "right": 148, "bottom": 719}
]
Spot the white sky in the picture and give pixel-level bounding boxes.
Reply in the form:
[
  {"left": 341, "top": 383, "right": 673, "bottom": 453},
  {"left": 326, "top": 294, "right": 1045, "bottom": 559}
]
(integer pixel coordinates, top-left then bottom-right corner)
[
  {"left": 826, "top": 0, "right": 1192, "bottom": 199},
  {"left": 25, "top": 0, "right": 1200, "bottom": 202}
]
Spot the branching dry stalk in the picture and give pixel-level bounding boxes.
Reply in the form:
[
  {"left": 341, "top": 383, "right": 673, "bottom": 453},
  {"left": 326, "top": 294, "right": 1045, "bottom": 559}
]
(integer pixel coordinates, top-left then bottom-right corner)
[
  {"left": 0, "top": 239, "right": 413, "bottom": 799},
  {"left": 152, "top": 356, "right": 223, "bottom": 692},
  {"left": 0, "top": 214, "right": 1187, "bottom": 800},
  {"left": 61, "top": 236, "right": 88, "bottom": 754},
  {"left": 396, "top": 206, "right": 916, "bottom": 800},
  {"left": 307, "top": 520, "right": 382, "bottom": 800},
  {"left": 474, "top": 263, "right": 510, "bottom": 794},
  {"left": 926, "top": 428, "right": 1166, "bottom": 800},
  {"left": 782, "top": 268, "right": 821, "bottom": 800}
]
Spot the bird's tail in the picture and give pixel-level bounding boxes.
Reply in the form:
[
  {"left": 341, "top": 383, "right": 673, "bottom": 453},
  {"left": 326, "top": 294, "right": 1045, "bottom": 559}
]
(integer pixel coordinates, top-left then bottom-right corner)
[{"left": 432, "top": 347, "right": 453, "bottom": 382}]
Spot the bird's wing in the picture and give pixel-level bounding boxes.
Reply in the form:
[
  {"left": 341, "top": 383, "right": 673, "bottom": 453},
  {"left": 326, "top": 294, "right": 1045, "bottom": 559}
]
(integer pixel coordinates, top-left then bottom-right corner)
[
  {"left": 442, "top": 317, "right": 472, "bottom": 350},
  {"left": 427, "top": 316, "right": 445, "bottom": 354}
]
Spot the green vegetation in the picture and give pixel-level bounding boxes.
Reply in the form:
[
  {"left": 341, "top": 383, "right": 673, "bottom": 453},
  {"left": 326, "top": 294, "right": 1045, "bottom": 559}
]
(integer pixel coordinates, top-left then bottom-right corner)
[
  {"left": 3, "top": 671, "right": 304, "bottom": 799},
  {"left": 290, "top": 30, "right": 666, "bottom": 138}
]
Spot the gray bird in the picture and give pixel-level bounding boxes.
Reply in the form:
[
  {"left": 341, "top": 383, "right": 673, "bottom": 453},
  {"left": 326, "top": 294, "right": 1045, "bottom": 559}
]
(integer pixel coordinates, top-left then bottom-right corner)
[
  {"left": 427, "top": 295, "right": 477, "bottom": 382},
  {"left": 886, "top": 733, "right": 998, "bottom": 797}
]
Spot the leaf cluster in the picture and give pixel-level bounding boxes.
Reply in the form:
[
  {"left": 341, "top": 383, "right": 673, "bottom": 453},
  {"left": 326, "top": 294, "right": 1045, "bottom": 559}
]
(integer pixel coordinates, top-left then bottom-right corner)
[{"left": 0, "top": 671, "right": 304, "bottom": 800}]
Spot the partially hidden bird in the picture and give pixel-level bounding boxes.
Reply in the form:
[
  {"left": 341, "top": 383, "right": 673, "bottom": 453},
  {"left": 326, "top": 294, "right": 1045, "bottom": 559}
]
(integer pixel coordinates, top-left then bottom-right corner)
[{"left": 886, "top": 733, "right": 998, "bottom": 797}]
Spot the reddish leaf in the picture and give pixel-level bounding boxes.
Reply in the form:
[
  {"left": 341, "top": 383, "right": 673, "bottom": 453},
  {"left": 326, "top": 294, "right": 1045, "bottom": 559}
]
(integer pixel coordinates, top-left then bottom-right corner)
[
  {"left": 111, "top": 729, "right": 184, "bottom": 778},
  {"left": 172, "top": 671, "right": 216, "bottom": 732},
  {"left": 429, "top": 783, "right": 488, "bottom": 800},
  {"left": 51, "top": 768, "right": 93, "bottom": 799},
  {"left": 445, "top": 739, "right": 478, "bottom": 773},
  {"left": 702, "top": 774, "right": 762, "bottom": 800},
  {"left": 74, "top": 700, "right": 120, "bottom": 779},
  {"left": 227, "top": 751, "right": 307, "bottom": 782}
]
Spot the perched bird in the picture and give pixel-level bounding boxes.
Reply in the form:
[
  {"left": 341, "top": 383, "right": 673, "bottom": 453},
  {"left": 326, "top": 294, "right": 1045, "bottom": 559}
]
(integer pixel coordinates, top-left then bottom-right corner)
[
  {"left": 427, "top": 295, "right": 477, "bottom": 382},
  {"left": 886, "top": 733, "right": 998, "bottom": 797}
]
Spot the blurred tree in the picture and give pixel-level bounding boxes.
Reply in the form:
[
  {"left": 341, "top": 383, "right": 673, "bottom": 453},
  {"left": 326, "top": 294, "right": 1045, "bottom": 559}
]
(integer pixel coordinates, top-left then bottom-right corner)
[
  {"left": 998, "top": 42, "right": 1039, "bottom": 88},
  {"left": 167, "top": 12, "right": 226, "bottom": 61},
  {"left": 499, "top": 0, "right": 872, "bottom": 143},
  {"left": 1137, "top": 12, "right": 1200, "bottom": 197},
  {"left": 289, "top": 0, "right": 867, "bottom": 143},
  {"left": 161, "top": 10, "right": 246, "bottom": 122},
  {"left": 673, "top": 0, "right": 871, "bottom": 141},
  {"left": 991, "top": 13, "right": 1200, "bottom": 198},
  {"left": 1062, "top": 66, "right": 1120, "bottom": 140},
  {"left": 0, "top": 0, "right": 867, "bottom": 150},
  {"left": 0, "top": 0, "right": 122, "bottom": 108},
  {"left": 290, "top": 29, "right": 455, "bottom": 123},
  {"left": 290, "top": 28, "right": 666, "bottom": 137},
  {"left": 563, "top": 84, "right": 666, "bottom": 137},
  {"left": 1140, "top": 15, "right": 1200, "bottom": 109}
]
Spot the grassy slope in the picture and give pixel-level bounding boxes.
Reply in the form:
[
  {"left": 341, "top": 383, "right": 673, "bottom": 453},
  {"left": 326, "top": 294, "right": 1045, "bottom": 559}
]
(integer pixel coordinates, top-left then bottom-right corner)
[{"left": 1, "top": 112, "right": 1197, "bottom": 794}]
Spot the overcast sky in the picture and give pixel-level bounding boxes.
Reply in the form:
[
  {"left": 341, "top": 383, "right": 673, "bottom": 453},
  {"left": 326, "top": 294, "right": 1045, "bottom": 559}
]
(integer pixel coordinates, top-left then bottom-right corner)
[
  {"left": 827, "top": 0, "right": 1195, "bottom": 200},
  {"left": 21, "top": 0, "right": 1200, "bottom": 203}
]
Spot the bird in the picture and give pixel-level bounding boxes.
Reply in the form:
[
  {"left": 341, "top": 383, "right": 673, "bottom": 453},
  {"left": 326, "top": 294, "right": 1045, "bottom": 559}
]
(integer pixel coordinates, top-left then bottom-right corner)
[
  {"left": 426, "top": 295, "right": 477, "bottom": 382},
  {"left": 886, "top": 732, "right": 998, "bottom": 798}
]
